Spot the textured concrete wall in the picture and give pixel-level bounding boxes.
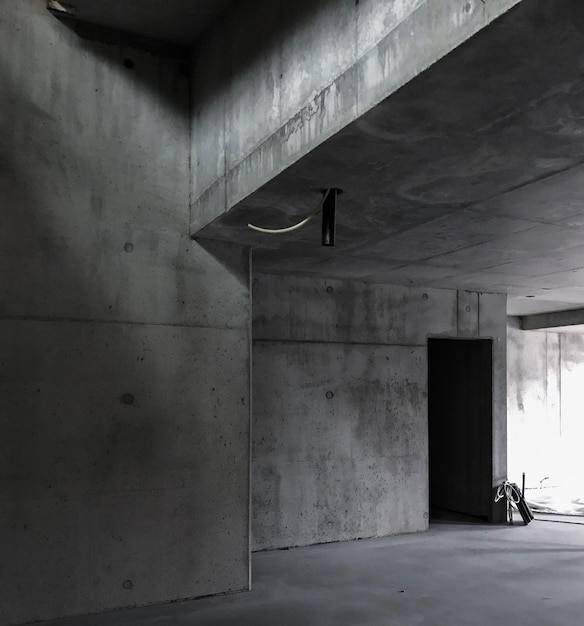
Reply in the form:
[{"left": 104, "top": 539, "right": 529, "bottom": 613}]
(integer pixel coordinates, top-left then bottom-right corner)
[
  {"left": 252, "top": 275, "right": 507, "bottom": 550},
  {"left": 507, "top": 324, "right": 584, "bottom": 490},
  {"left": 1, "top": 3, "right": 250, "bottom": 624},
  {"left": 479, "top": 293, "right": 508, "bottom": 508},
  {"left": 190, "top": 0, "right": 522, "bottom": 233}
]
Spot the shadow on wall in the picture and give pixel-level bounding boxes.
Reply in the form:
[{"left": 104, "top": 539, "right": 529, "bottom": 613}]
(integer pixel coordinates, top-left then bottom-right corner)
[
  {"left": 0, "top": 3, "right": 249, "bottom": 622},
  {"left": 54, "top": 0, "right": 357, "bottom": 114},
  {"left": 193, "top": 0, "right": 584, "bottom": 104},
  {"left": 51, "top": 13, "right": 192, "bottom": 108},
  {"left": 192, "top": 0, "right": 362, "bottom": 92}
]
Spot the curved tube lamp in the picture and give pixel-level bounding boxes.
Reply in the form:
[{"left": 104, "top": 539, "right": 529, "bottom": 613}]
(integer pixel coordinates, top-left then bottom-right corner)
[{"left": 247, "top": 188, "right": 338, "bottom": 246}]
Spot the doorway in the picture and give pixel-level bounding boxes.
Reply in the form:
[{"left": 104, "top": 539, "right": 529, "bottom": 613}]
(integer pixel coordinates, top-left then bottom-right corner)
[{"left": 428, "top": 338, "right": 493, "bottom": 522}]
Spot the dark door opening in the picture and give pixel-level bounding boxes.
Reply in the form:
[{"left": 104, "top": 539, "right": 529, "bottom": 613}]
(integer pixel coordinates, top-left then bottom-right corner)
[{"left": 428, "top": 338, "right": 493, "bottom": 523}]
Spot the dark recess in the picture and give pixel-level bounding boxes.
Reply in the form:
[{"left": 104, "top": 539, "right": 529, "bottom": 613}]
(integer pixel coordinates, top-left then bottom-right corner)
[{"left": 428, "top": 338, "right": 493, "bottom": 523}]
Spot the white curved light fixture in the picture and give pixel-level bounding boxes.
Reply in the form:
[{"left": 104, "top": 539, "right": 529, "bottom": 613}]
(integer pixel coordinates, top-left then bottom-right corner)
[{"left": 247, "top": 189, "right": 331, "bottom": 234}]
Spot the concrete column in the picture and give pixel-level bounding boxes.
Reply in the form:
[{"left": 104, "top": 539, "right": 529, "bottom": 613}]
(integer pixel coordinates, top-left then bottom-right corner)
[{"left": 478, "top": 292, "right": 508, "bottom": 522}]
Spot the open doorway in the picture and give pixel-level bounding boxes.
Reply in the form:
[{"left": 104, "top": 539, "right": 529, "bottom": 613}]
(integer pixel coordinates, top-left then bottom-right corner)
[
  {"left": 428, "top": 338, "right": 493, "bottom": 523},
  {"left": 507, "top": 327, "right": 584, "bottom": 517}
]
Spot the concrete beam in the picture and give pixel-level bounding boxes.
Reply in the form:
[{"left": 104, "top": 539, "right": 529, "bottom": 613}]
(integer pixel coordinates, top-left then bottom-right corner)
[
  {"left": 190, "top": 0, "right": 522, "bottom": 235},
  {"left": 520, "top": 308, "right": 584, "bottom": 331}
]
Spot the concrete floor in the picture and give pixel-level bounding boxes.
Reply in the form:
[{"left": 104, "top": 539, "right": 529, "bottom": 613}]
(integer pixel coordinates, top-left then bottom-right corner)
[{"left": 41, "top": 521, "right": 584, "bottom": 626}]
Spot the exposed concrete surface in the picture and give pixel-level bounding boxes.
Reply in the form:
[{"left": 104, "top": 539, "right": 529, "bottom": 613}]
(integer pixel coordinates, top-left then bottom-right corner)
[
  {"left": 480, "top": 293, "right": 508, "bottom": 505},
  {"left": 1, "top": 2, "right": 250, "bottom": 624},
  {"left": 190, "top": 0, "right": 521, "bottom": 233},
  {"left": 252, "top": 275, "right": 507, "bottom": 549},
  {"left": 253, "top": 275, "right": 459, "bottom": 345},
  {"left": 200, "top": 0, "right": 584, "bottom": 316},
  {"left": 35, "top": 522, "right": 584, "bottom": 626},
  {"left": 253, "top": 341, "right": 428, "bottom": 549}
]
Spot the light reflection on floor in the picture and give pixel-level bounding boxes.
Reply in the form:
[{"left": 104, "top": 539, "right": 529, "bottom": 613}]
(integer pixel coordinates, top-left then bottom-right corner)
[{"left": 525, "top": 486, "right": 584, "bottom": 516}]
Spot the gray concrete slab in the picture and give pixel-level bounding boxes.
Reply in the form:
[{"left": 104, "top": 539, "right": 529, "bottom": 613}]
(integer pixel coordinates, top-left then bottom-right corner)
[
  {"left": 35, "top": 521, "right": 584, "bottom": 626},
  {"left": 252, "top": 274, "right": 458, "bottom": 345},
  {"left": 191, "top": 0, "right": 520, "bottom": 232},
  {"left": 253, "top": 342, "right": 428, "bottom": 550},
  {"left": 0, "top": 320, "right": 251, "bottom": 624},
  {"left": 457, "top": 291, "right": 479, "bottom": 337},
  {"left": 480, "top": 292, "right": 508, "bottom": 516},
  {"left": 200, "top": 0, "right": 584, "bottom": 315},
  {"left": 2, "top": 2, "right": 252, "bottom": 622}
]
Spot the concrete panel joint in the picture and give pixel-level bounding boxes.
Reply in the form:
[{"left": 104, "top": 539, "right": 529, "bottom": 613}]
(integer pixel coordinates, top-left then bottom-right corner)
[{"left": 190, "top": 0, "right": 523, "bottom": 234}]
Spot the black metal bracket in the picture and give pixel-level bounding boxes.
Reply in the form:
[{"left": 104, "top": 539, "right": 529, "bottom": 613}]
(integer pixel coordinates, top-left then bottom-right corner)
[{"left": 322, "top": 188, "right": 341, "bottom": 246}]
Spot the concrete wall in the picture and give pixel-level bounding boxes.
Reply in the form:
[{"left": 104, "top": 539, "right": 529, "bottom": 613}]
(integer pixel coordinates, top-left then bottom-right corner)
[
  {"left": 1, "top": 3, "right": 250, "bottom": 624},
  {"left": 252, "top": 275, "right": 507, "bottom": 550},
  {"left": 507, "top": 323, "right": 584, "bottom": 490},
  {"left": 190, "top": 0, "right": 522, "bottom": 234}
]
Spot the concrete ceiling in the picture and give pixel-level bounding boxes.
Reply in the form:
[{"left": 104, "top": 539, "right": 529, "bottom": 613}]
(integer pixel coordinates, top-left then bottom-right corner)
[
  {"left": 54, "top": 0, "right": 232, "bottom": 46},
  {"left": 199, "top": 0, "right": 584, "bottom": 316}
]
